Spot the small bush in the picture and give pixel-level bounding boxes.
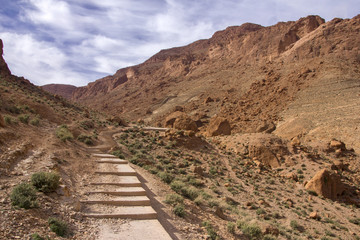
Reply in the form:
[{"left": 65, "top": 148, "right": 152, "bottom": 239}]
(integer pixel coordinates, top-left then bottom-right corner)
[
  {"left": 307, "top": 190, "right": 318, "bottom": 196},
  {"left": 18, "top": 114, "right": 30, "bottom": 124},
  {"left": 173, "top": 204, "right": 185, "bottom": 217},
  {"left": 263, "top": 234, "right": 277, "bottom": 240},
  {"left": 48, "top": 217, "right": 69, "bottom": 237},
  {"left": 31, "top": 172, "right": 60, "bottom": 193},
  {"left": 10, "top": 183, "right": 38, "bottom": 209},
  {"left": 165, "top": 193, "right": 184, "bottom": 206},
  {"left": 158, "top": 171, "right": 174, "bottom": 184},
  {"left": 56, "top": 125, "right": 73, "bottom": 142},
  {"left": 77, "top": 134, "right": 93, "bottom": 145},
  {"left": 30, "top": 117, "right": 40, "bottom": 126},
  {"left": 4, "top": 115, "right": 12, "bottom": 124},
  {"left": 227, "top": 222, "right": 236, "bottom": 234},
  {"left": 349, "top": 218, "right": 360, "bottom": 225},
  {"left": 290, "top": 220, "right": 300, "bottom": 230},
  {"left": 31, "top": 233, "right": 44, "bottom": 240},
  {"left": 112, "top": 150, "right": 125, "bottom": 159},
  {"left": 202, "top": 221, "right": 219, "bottom": 240},
  {"left": 237, "top": 221, "right": 262, "bottom": 240}
]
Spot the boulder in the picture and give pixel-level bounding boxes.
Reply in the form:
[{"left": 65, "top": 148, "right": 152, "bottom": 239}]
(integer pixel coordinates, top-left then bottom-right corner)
[
  {"left": 305, "top": 169, "right": 345, "bottom": 200},
  {"left": 173, "top": 115, "right": 198, "bottom": 131},
  {"left": 206, "top": 116, "right": 231, "bottom": 136},
  {"left": 309, "top": 211, "right": 320, "bottom": 220},
  {"left": 248, "top": 145, "right": 281, "bottom": 168},
  {"left": 256, "top": 122, "right": 276, "bottom": 133},
  {"left": 164, "top": 111, "right": 186, "bottom": 128}
]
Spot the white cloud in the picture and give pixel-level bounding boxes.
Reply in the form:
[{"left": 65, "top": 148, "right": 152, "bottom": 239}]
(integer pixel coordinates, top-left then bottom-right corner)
[
  {"left": 0, "top": 32, "right": 89, "bottom": 86},
  {"left": 0, "top": 0, "right": 359, "bottom": 86}
]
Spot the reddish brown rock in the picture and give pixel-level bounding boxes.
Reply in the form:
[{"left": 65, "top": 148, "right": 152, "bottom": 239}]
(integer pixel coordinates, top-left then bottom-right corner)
[
  {"left": 164, "top": 111, "right": 186, "bottom": 128},
  {"left": 206, "top": 116, "right": 231, "bottom": 136},
  {"left": 305, "top": 169, "right": 345, "bottom": 200},
  {"left": 309, "top": 211, "right": 321, "bottom": 220},
  {"left": 173, "top": 115, "right": 198, "bottom": 131},
  {"left": 248, "top": 145, "right": 281, "bottom": 168}
]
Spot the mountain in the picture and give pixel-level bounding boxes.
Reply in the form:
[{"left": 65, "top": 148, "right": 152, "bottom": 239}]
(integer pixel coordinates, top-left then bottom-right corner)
[
  {"left": 42, "top": 84, "right": 77, "bottom": 100},
  {"left": 70, "top": 15, "right": 360, "bottom": 152}
]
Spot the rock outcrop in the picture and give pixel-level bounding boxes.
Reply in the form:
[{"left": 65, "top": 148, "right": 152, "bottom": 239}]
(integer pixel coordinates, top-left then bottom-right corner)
[
  {"left": 305, "top": 169, "right": 345, "bottom": 200},
  {"left": 42, "top": 84, "right": 77, "bottom": 100},
  {"left": 206, "top": 116, "right": 231, "bottom": 136},
  {"left": 164, "top": 111, "right": 197, "bottom": 131},
  {"left": 0, "top": 39, "right": 11, "bottom": 76}
]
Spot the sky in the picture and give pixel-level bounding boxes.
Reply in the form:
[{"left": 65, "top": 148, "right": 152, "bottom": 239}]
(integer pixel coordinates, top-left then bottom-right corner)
[{"left": 0, "top": 0, "right": 359, "bottom": 86}]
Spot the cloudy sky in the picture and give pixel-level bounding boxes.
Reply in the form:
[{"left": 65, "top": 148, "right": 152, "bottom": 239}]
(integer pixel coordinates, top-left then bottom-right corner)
[{"left": 0, "top": 0, "right": 358, "bottom": 86}]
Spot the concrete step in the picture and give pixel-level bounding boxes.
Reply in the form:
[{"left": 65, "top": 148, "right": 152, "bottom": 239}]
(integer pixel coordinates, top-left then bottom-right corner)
[
  {"left": 97, "top": 163, "right": 136, "bottom": 173},
  {"left": 93, "top": 153, "right": 118, "bottom": 158},
  {"left": 81, "top": 195, "right": 150, "bottom": 206},
  {"left": 83, "top": 206, "right": 157, "bottom": 219},
  {"left": 87, "top": 187, "right": 146, "bottom": 196},
  {"left": 90, "top": 182, "right": 142, "bottom": 187},
  {"left": 95, "top": 171, "right": 137, "bottom": 176},
  {"left": 91, "top": 175, "right": 141, "bottom": 186},
  {"left": 96, "top": 159, "right": 128, "bottom": 164}
]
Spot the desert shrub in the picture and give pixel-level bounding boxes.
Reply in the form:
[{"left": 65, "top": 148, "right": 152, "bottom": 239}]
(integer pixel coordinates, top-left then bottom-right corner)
[
  {"left": 349, "top": 218, "right": 360, "bottom": 225},
  {"left": 227, "top": 222, "right": 236, "bottom": 234},
  {"left": 165, "top": 193, "right": 184, "bottom": 206},
  {"left": 79, "top": 120, "right": 94, "bottom": 130},
  {"left": 173, "top": 204, "right": 185, "bottom": 217},
  {"left": 112, "top": 150, "right": 125, "bottom": 159},
  {"left": 170, "top": 180, "right": 199, "bottom": 200},
  {"left": 31, "top": 233, "right": 44, "bottom": 240},
  {"left": 263, "top": 234, "right": 277, "bottom": 240},
  {"left": 158, "top": 171, "right": 174, "bottom": 184},
  {"left": 77, "top": 134, "right": 93, "bottom": 145},
  {"left": 30, "top": 117, "right": 40, "bottom": 126},
  {"left": 18, "top": 114, "right": 30, "bottom": 124},
  {"left": 48, "top": 218, "right": 69, "bottom": 237},
  {"left": 307, "top": 190, "right": 318, "bottom": 196},
  {"left": 56, "top": 124, "right": 73, "bottom": 142},
  {"left": 31, "top": 172, "right": 60, "bottom": 193},
  {"left": 4, "top": 115, "right": 12, "bottom": 124},
  {"left": 10, "top": 183, "right": 38, "bottom": 209},
  {"left": 202, "top": 221, "right": 219, "bottom": 240},
  {"left": 290, "top": 220, "right": 300, "bottom": 230},
  {"left": 237, "top": 221, "right": 262, "bottom": 240}
]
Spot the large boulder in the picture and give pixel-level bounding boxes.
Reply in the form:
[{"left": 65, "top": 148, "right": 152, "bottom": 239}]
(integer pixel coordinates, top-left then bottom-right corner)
[
  {"left": 206, "top": 116, "right": 231, "bottom": 136},
  {"left": 305, "top": 169, "right": 345, "bottom": 200},
  {"left": 173, "top": 115, "right": 198, "bottom": 131},
  {"left": 164, "top": 111, "right": 198, "bottom": 131},
  {"left": 164, "top": 111, "right": 186, "bottom": 128},
  {"left": 248, "top": 145, "right": 281, "bottom": 168}
]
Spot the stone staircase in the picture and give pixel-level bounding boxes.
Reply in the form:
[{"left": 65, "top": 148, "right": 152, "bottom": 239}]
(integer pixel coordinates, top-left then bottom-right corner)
[{"left": 81, "top": 153, "right": 157, "bottom": 220}]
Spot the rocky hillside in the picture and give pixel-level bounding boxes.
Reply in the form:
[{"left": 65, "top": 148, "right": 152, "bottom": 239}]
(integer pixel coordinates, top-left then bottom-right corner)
[
  {"left": 42, "top": 84, "right": 77, "bottom": 100},
  {"left": 70, "top": 15, "right": 360, "bottom": 153}
]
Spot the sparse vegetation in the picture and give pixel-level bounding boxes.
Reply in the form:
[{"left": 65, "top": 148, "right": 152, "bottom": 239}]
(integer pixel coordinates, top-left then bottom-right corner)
[
  {"left": 18, "top": 114, "right": 30, "bottom": 124},
  {"left": 173, "top": 204, "right": 185, "bottom": 217},
  {"left": 10, "top": 183, "right": 38, "bottom": 209},
  {"left": 31, "top": 172, "right": 60, "bottom": 193},
  {"left": 237, "top": 220, "right": 262, "bottom": 239},
  {"left": 55, "top": 124, "right": 73, "bottom": 142},
  {"left": 48, "top": 217, "right": 69, "bottom": 237}
]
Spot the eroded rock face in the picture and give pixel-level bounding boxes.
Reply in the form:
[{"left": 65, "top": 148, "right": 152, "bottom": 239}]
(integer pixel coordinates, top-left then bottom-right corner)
[
  {"left": 305, "top": 169, "right": 345, "bottom": 200},
  {"left": 164, "top": 111, "right": 186, "bottom": 128},
  {"left": 206, "top": 116, "right": 231, "bottom": 136},
  {"left": 0, "top": 113, "right": 4, "bottom": 127},
  {"left": 0, "top": 39, "right": 11, "bottom": 76}
]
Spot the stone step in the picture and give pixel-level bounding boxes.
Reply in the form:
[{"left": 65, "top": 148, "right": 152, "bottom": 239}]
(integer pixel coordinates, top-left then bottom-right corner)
[
  {"left": 81, "top": 195, "right": 150, "bottom": 206},
  {"left": 97, "top": 163, "right": 136, "bottom": 173},
  {"left": 93, "top": 153, "right": 118, "bottom": 158},
  {"left": 87, "top": 187, "right": 146, "bottom": 196},
  {"left": 83, "top": 206, "right": 157, "bottom": 219},
  {"left": 90, "top": 182, "right": 142, "bottom": 187},
  {"left": 95, "top": 171, "right": 137, "bottom": 176},
  {"left": 96, "top": 159, "right": 128, "bottom": 164},
  {"left": 91, "top": 175, "right": 141, "bottom": 186}
]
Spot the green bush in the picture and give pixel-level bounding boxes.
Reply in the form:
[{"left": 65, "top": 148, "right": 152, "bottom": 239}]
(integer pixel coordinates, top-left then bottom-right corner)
[
  {"left": 158, "top": 171, "right": 174, "bottom": 184},
  {"left": 227, "top": 222, "right": 236, "bottom": 234},
  {"left": 349, "top": 218, "right": 360, "bottom": 225},
  {"left": 30, "top": 117, "right": 40, "bottom": 126},
  {"left": 4, "top": 115, "right": 12, "bottom": 124},
  {"left": 202, "top": 221, "right": 219, "bottom": 240},
  {"left": 77, "top": 134, "right": 93, "bottom": 145},
  {"left": 31, "top": 233, "right": 44, "bottom": 240},
  {"left": 173, "top": 204, "right": 185, "bottom": 217},
  {"left": 290, "top": 220, "right": 299, "bottom": 230},
  {"left": 48, "top": 217, "right": 68, "bottom": 237},
  {"left": 31, "top": 172, "right": 60, "bottom": 193},
  {"left": 56, "top": 124, "right": 73, "bottom": 142},
  {"left": 170, "top": 180, "right": 199, "bottom": 200},
  {"left": 18, "top": 114, "right": 30, "bottom": 124},
  {"left": 263, "top": 234, "right": 277, "bottom": 240},
  {"left": 10, "top": 183, "right": 38, "bottom": 209},
  {"left": 164, "top": 193, "right": 184, "bottom": 206},
  {"left": 237, "top": 221, "right": 262, "bottom": 240}
]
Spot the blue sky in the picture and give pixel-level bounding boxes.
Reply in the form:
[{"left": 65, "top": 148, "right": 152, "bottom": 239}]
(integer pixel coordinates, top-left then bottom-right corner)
[{"left": 0, "top": 0, "right": 358, "bottom": 86}]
